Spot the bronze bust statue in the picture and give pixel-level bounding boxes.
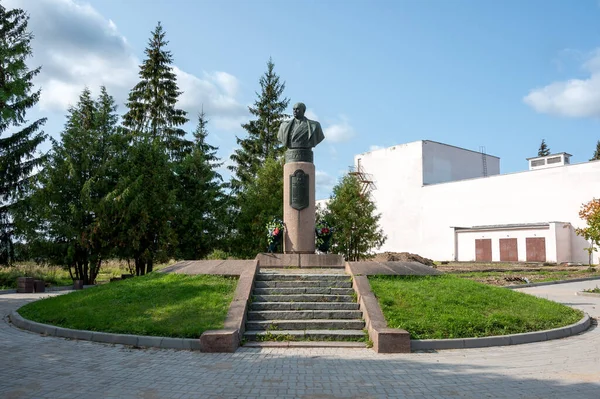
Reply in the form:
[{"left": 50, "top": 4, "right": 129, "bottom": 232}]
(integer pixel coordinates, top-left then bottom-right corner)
[{"left": 277, "top": 102, "right": 325, "bottom": 149}]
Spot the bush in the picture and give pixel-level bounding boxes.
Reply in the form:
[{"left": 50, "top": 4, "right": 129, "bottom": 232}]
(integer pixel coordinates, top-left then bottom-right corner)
[
  {"left": 0, "top": 264, "right": 71, "bottom": 289},
  {"left": 205, "top": 249, "right": 232, "bottom": 260}
]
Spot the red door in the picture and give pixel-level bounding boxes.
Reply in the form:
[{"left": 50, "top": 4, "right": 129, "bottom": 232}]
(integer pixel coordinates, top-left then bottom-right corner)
[
  {"left": 475, "top": 239, "right": 492, "bottom": 262},
  {"left": 526, "top": 238, "right": 546, "bottom": 262},
  {"left": 499, "top": 238, "right": 518, "bottom": 262}
]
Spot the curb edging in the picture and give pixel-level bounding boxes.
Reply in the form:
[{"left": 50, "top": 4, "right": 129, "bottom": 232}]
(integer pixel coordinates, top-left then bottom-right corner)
[
  {"left": 505, "top": 276, "right": 600, "bottom": 289},
  {"left": 410, "top": 313, "right": 591, "bottom": 351},
  {"left": 9, "top": 311, "right": 203, "bottom": 350}
]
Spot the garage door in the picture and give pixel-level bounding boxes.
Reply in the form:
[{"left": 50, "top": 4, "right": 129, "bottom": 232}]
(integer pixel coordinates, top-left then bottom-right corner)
[
  {"left": 499, "top": 238, "right": 518, "bottom": 262},
  {"left": 475, "top": 239, "right": 492, "bottom": 262},
  {"left": 526, "top": 237, "right": 546, "bottom": 262}
]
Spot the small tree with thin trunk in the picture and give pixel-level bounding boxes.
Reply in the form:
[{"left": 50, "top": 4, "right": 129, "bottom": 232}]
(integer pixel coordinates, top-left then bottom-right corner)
[
  {"left": 575, "top": 198, "right": 600, "bottom": 265},
  {"left": 325, "top": 174, "right": 386, "bottom": 261}
]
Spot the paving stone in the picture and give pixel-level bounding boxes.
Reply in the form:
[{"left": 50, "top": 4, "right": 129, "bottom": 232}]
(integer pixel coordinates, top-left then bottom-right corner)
[{"left": 1, "top": 281, "right": 599, "bottom": 398}]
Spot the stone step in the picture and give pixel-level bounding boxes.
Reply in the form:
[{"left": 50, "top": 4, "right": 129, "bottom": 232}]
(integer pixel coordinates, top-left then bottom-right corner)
[
  {"left": 244, "top": 329, "right": 366, "bottom": 341},
  {"left": 253, "top": 294, "right": 355, "bottom": 303},
  {"left": 256, "top": 274, "right": 351, "bottom": 282},
  {"left": 246, "top": 319, "right": 365, "bottom": 331},
  {"left": 253, "top": 287, "right": 354, "bottom": 295},
  {"left": 250, "top": 301, "right": 360, "bottom": 311},
  {"left": 247, "top": 310, "right": 363, "bottom": 321},
  {"left": 243, "top": 341, "right": 367, "bottom": 348},
  {"left": 254, "top": 280, "right": 352, "bottom": 288}
]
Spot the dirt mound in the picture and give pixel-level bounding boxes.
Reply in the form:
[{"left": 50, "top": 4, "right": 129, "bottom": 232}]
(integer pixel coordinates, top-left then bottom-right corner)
[{"left": 372, "top": 252, "right": 436, "bottom": 267}]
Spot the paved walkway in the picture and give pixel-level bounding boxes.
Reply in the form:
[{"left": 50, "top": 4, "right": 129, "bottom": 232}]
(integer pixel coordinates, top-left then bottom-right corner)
[{"left": 1, "top": 281, "right": 599, "bottom": 398}]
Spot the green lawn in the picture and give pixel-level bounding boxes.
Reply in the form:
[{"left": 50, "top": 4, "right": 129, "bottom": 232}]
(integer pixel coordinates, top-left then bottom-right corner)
[
  {"left": 369, "top": 275, "right": 582, "bottom": 340},
  {"left": 18, "top": 273, "right": 238, "bottom": 338}
]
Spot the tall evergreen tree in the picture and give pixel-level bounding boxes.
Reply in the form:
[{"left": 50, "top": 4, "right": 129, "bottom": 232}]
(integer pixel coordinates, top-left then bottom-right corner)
[
  {"left": 22, "top": 87, "right": 120, "bottom": 283},
  {"left": 325, "top": 174, "right": 386, "bottom": 261},
  {"left": 174, "top": 111, "right": 226, "bottom": 259},
  {"left": 538, "top": 139, "right": 550, "bottom": 157},
  {"left": 121, "top": 22, "right": 190, "bottom": 159},
  {"left": 107, "top": 139, "right": 176, "bottom": 275},
  {"left": 0, "top": 5, "right": 46, "bottom": 265},
  {"left": 590, "top": 140, "right": 600, "bottom": 161},
  {"left": 114, "top": 22, "right": 188, "bottom": 275},
  {"left": 229, "top": 58, "right": 289, "bottom": 190}
]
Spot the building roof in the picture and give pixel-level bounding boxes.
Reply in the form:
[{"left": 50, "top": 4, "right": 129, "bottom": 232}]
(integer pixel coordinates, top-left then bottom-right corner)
[
  {"left": 526, "top": 152, "right": 573, "bottom": 161},
  {"left": 357, "top": 139, "right": 500, "bottom": 159},
  {"left": 452, "top": 222, "right": 551, "bottom": 231}
]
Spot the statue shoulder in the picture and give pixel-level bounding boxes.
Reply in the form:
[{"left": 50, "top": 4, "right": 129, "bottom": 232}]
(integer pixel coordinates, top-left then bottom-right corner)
[
  {"left": 279, "top": 119, "right": 292, "bottom": 130},
  {"left": 308, "top": 119, "right": 323, "bottom": 131}
]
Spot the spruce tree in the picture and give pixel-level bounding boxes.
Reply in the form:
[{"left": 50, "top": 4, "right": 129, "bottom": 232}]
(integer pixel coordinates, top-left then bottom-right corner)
[
  {"left": 24, "top": 87, "right": 120, "bottom": 283},
  {"left": 115, "top": 22, "right": 189, "bottom": 274},
  {"left": 174, "top": 111, "right": 226, "bottom": 259},
  {"left": 538, "top": 139, "right": 550, "bottom": 157},
  {"left": 590, "top": 140, "right": 600, "bottom": 161},
  {"left": 229, "top": 58, "right": 289, "bottom": 190},
  {"left": 0, "top": 5, "right": 46, "bottom": 265},
  {"left": 232, "top": 157, "right": 284, "bottom": 258},
  {"left": 122, "top": 22, "right": 190, "bottom": 159}
]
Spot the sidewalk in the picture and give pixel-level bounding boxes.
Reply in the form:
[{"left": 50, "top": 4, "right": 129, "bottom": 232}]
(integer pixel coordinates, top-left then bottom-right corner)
[{"left": 0, "top": 281, "right": 598, "bottom": 398}]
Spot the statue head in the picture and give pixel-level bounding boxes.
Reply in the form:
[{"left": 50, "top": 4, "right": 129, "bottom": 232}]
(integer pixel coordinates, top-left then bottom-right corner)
[{"left": 293, "top": 102, "right": 306, "bottom": 119}]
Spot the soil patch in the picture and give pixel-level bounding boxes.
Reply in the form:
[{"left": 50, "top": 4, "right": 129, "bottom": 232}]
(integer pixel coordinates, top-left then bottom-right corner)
[{"left": 372, "top": 252, "right": 435, "bottom": 266}]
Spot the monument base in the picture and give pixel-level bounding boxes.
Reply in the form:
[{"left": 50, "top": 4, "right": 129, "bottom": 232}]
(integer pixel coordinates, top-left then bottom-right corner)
[
  {"left": 283, "top": 161, "right": 315, "bottom": 253},
  {"left": 255, "top": 253, "right": 345, "bottom": 268}
]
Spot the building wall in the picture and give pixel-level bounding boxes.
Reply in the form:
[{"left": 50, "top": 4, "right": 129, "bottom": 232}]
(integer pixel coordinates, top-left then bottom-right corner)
[
  {"left": 455, "top": 226, "right": 554, "bottom": 262},
  {"left": 355, "top": 140, "right": 600, "bottom": 263},
  {"left": 355, "top": 141, "right": 424, "bottom": 253},
  {"left": 421, "top": 161, "right": 600, "bottom": 262},
  {"left": 422, "top": 140, "right": 500, "bottom": 185},
  {"left": 555, "top": 222, "right": 573, "bottom": 264}
]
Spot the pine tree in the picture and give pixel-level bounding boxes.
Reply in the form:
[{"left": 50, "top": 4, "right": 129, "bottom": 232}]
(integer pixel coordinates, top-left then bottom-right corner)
[
  {"left": 174, "top": 111, "right": 227, "bottom": 259},
  {"left": 590, "top": 140, "right": 600, "bottom": 161},
  {"left": 122, "top": 22, "right": 190, "bottom": 159},
  {"left": 538, "top": 139, "right": 550, "bottom": 157},
  {"left": 325, "top": 174, "right": 386, "bottom": 261},
  {"left": 23, "top": 87, "right": 120, "bottom": 283},
  {"left": 0, "top": 5, "right": 46, "bottom": 265},
  {"left": 229, "top": 58, "right": 289, "bottom": 190}
]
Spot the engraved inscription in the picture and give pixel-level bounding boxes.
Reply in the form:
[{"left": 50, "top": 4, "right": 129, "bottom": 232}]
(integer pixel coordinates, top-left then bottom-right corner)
[{"left": 290, "top": 169, "right": 309, "bottom": 211}]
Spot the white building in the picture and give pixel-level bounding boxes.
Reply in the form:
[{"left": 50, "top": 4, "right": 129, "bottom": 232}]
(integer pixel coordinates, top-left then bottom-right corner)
[{"left": 353, "top": 140, "right": 600, "bottom": 264}]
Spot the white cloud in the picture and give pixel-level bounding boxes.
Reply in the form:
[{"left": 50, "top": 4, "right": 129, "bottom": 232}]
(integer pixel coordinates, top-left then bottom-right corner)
[
  {"left": 305, "top": 109, "right": 319, "bottom": 120},
  {"left": 369, "top": 145, "right": 384, "bottom": 151},
  {"left": 11, "top": 0, "right": 247, "bottom": 128},
  {"left": 315, "top": 170, "right": 336, "bottom": 198},
  {"left": 524, "top": 49, "right": 600, "bottom": 118},
  {"left": 174, "top": 67, "right": 247, "bottom": 130},
  {"left": 323, "top": 115, "right": 356, "bottom": 143}
]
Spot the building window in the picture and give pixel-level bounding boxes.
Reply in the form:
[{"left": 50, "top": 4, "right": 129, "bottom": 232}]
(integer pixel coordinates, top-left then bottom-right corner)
[
  {"left": 564, "top": 157, "right": 570, "bottom": 164},
  {"left": 547, "top": 156, "right": 561, "bottom": 164},
  {"left": 531, "top": 159, "right": 545, "bottom": 167}
]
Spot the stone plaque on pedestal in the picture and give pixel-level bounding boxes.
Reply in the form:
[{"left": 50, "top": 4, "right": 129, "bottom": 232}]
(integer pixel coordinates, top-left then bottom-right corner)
[{"left": 290, "top": 169, "right": 309, "bottom": 211}]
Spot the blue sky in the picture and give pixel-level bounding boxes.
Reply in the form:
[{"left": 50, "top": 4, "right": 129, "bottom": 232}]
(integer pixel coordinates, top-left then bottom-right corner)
[{"left": 7, "top": 0, "right": 600, "bottom": 199}]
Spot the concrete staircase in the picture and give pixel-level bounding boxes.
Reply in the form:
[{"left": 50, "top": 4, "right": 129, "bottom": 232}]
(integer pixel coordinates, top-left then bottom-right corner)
[{"left": 244, "top": 270, "right": 366, "bottom": 343}]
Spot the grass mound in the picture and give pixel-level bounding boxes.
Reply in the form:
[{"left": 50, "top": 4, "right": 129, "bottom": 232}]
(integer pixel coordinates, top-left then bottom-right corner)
[
  {"left": 369, "top": 275, "right": 582, "bottom": 340},
  {"left": 18, "top": 273, "right": 237, "bottom": 338}
]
